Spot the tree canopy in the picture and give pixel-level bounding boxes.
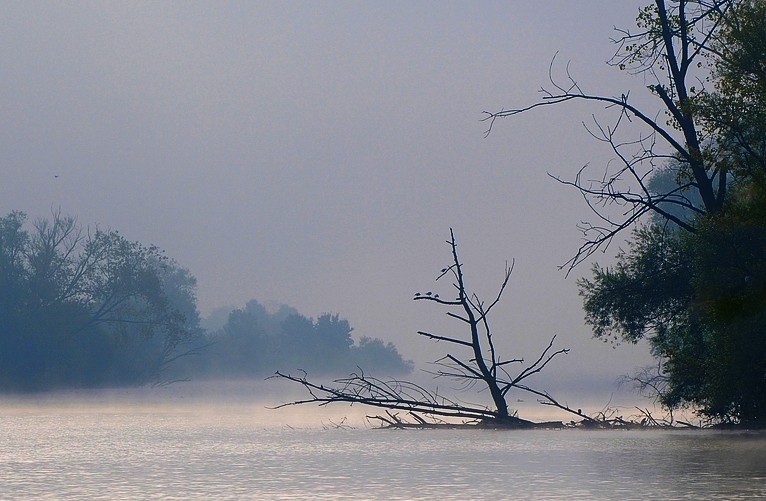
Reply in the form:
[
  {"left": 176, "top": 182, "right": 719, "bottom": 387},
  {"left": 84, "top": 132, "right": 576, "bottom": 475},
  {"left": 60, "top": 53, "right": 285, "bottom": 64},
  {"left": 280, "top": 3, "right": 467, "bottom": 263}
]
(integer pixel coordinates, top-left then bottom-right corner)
[
  {"left": 493, "top": 0, "right": 765, "bottom": 425},
  {"left": 0, "top": 210, "right": 202, "bottom": 390}
]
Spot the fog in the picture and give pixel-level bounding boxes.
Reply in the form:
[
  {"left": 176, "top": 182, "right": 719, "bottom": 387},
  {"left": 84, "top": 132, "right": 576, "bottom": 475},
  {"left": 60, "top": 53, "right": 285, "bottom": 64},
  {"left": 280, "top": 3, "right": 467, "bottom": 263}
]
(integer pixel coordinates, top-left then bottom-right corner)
[
  {"left": 2, "top": 378, "right": 659, "bottom": 430},
  {"left": 1, "top": 2, "right": 662, "bottom": 396}
]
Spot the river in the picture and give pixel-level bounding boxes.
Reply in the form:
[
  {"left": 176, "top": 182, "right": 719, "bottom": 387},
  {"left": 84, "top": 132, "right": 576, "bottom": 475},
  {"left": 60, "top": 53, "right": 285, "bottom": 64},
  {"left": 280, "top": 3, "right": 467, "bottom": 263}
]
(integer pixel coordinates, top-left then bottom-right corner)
[{"left": 1, "top": 384, "right": 765, "bottom": 500}]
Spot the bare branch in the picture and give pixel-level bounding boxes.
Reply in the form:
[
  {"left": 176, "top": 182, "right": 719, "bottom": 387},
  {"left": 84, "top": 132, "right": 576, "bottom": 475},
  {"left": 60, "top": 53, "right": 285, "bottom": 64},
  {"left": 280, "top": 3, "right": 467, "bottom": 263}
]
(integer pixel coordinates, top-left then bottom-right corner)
[{"left": 417, "top": 330, "right": 473, "bottom": 347}]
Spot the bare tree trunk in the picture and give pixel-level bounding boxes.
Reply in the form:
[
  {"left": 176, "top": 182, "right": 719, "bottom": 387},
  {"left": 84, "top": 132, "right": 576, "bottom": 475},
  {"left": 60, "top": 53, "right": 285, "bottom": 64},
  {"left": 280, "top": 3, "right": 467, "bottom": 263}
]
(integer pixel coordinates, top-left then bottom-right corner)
[{"left": 272, "top": 230, "right": 571, "bottom": 427}]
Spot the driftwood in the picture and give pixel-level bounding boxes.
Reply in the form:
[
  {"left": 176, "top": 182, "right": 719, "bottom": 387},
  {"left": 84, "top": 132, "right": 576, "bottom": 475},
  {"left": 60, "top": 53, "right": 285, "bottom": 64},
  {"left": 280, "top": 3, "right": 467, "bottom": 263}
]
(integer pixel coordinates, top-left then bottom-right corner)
[{"left": 271, "top": 368, "right": 534, "bottom": 426}]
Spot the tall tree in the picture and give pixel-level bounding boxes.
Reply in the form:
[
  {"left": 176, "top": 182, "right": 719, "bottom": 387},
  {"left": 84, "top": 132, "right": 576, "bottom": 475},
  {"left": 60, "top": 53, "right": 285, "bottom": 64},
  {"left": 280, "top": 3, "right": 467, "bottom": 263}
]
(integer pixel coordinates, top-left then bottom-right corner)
[{"left": 490, "top": 0, "right": 765, "bottom": 424}]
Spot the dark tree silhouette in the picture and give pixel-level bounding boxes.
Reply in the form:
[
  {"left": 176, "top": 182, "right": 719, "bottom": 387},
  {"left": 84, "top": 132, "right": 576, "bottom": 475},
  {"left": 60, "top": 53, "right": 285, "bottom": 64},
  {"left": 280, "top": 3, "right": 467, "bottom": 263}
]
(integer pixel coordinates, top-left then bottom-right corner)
[
  {"left": 485, "top": 0, "right": 766, "bottom": 425},
  {"left": 272, "top": 230, "right": 589, "bottom": 428}
]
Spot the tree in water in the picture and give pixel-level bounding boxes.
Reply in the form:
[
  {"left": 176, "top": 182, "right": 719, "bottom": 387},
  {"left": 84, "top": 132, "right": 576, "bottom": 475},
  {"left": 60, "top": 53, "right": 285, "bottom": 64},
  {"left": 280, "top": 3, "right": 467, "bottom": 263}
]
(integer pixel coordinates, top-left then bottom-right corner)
[{"left": 273, "top": 230, "right": 582, "bottom": 428}]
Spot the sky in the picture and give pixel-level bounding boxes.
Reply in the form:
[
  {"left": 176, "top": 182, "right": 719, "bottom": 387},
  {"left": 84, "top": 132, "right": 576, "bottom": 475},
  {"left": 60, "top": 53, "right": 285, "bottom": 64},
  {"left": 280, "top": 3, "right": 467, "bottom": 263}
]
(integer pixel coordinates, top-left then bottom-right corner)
[{"left": 1, "top": 2, "right": 667, "bottom": 396}]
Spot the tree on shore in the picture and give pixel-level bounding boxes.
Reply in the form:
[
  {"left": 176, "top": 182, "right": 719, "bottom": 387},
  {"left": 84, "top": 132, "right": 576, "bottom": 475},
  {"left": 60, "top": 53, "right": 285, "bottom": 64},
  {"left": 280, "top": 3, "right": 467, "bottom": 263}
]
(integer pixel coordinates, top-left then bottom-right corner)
[
  {"left": 487, "top": 0, "right": 766, "bottom": 425},
  {"left": 581, "top": 180, "right": 766, "bottom": 425},
  {"left": 273, "top": 230, "right": 584, "bottom": 428},
  {"left": 0, "top": 210, "right": 202, "bottom": 390}
]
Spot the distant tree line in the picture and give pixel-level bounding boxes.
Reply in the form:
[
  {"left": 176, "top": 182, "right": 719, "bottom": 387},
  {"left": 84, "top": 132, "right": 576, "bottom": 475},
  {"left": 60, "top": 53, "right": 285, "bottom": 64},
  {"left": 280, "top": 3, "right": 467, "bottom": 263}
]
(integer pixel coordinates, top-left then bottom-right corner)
[
  {"left": 0, "top": 210, "right": 411, "bottom": 392},
  {"left": 171, "top": 299, "right": 413, "bottom": 380}
]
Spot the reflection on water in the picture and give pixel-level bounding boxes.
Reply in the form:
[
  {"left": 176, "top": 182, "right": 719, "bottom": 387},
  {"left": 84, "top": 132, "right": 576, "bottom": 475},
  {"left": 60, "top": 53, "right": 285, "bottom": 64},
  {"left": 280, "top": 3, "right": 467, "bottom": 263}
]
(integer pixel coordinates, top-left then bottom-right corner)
[{"left": 1, "top": 399, "right": 765, "bottom": 500}]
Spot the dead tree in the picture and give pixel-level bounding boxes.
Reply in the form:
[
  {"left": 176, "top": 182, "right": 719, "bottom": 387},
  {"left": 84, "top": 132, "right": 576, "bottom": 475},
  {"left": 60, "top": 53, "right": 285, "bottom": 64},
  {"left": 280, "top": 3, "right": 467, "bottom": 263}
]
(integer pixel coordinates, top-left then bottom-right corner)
[{"left": 272, "top": 229, "right": 583, "bottom": 428}]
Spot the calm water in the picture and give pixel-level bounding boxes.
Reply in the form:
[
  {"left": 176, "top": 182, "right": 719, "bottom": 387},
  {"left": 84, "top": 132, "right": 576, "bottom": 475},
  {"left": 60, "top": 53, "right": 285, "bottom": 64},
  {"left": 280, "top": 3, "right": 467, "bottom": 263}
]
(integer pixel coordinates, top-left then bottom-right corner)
[{"left": 1, "top": 401, "right": 765, "bottom": 500}]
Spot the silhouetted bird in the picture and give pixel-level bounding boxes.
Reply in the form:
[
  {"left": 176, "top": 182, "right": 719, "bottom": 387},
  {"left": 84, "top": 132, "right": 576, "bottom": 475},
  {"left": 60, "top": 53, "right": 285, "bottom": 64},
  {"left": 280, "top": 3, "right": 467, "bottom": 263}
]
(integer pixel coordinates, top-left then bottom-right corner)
[
  {"left": 426, "top": 292, "right": 432, "bottom": 296},
  {"left": 414, "top": 293, "right": 421, "bottom": 297}
]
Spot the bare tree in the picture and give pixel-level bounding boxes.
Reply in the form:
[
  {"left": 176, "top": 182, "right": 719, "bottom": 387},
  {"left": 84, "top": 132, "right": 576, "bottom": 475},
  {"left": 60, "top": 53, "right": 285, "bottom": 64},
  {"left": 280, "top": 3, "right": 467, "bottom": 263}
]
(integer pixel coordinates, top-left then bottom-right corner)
[
  {"left": 272, "top": 230, "right": 588, "bottom": 428},
  {"left": 483, "top": 0, "right": 738, "bottom": 272}
]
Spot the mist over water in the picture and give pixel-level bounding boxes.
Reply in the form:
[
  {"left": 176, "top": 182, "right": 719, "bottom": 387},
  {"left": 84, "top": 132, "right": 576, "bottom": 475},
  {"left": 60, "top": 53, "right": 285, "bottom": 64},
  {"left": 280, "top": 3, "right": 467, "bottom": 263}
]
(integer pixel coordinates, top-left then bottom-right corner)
[
  {"left": 0, "top": 376, "right": 689, "bottom": 428},
  {"left": 2, "top": 382, "right": 764, "bottom": 500}
]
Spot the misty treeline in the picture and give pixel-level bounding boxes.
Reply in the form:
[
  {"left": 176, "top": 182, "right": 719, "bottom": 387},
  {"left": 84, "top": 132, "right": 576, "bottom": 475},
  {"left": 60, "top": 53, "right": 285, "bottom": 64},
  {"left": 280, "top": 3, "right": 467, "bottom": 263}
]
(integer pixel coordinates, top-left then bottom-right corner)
[
  {"left": 0, "top": 210, "right": 411, "bottom": 392},
  {"left": 172, "top": 300, "right": 413, "bottom": 380},
  {"left": 487, "top": 0, "right": 766, "bottom": 426}
]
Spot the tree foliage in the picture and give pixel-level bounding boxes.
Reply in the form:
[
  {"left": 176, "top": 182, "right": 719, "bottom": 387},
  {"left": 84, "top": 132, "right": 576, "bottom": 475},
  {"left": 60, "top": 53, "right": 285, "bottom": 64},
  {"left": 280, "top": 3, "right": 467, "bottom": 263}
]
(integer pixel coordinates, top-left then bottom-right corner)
[
  {"left": 579, "top": 225, "right": 693, "bottom": 346},
  {"left": 0, "top": 210, "right": 201, "bottom": 390},
  {"left": 0, "top": 210, "right": 414, "bottom": 391},
  {"left": 562, "top": 0, "right": 766, "bottom": 425},
  {"left": 581, "top": 182, "right": 766, "bottom": 424},
  {"left": 696, "top": 0, "right": 766, "bottom": 181}
]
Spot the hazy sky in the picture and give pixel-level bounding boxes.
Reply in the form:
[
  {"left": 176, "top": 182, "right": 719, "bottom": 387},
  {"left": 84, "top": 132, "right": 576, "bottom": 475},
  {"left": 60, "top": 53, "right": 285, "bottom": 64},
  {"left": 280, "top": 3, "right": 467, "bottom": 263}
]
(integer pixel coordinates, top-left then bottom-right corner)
[{"left": 2, "top": 2, "right": 666, "bottom": 393}]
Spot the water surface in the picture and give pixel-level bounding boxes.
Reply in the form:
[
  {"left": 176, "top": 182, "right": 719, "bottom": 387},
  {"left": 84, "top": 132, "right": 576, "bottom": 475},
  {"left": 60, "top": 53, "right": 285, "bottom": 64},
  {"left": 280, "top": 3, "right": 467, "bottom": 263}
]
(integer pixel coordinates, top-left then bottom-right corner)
[{"left": 2, "top": 402, "right": 764, "bottom": 500}]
